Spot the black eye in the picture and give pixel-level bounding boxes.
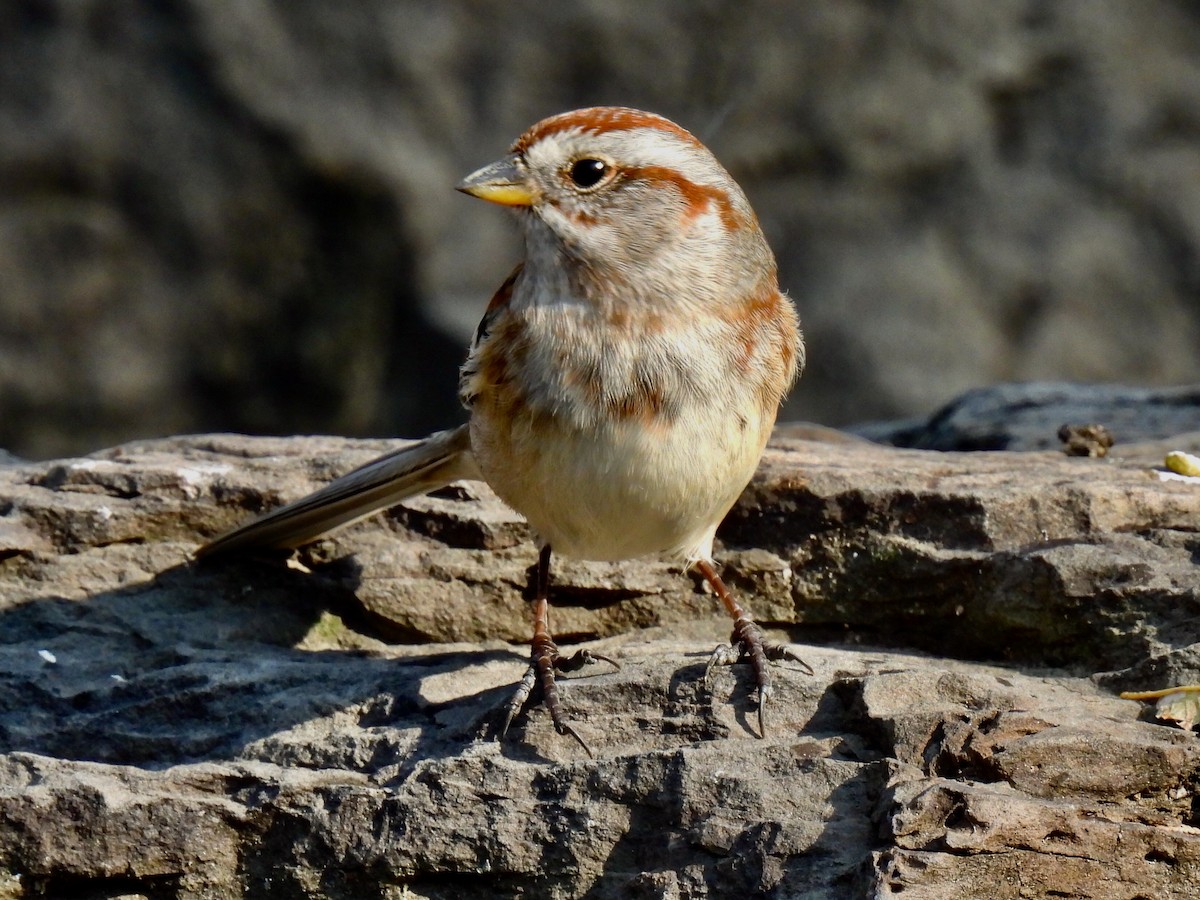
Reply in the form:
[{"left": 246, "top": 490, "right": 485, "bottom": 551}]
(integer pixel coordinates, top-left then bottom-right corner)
[{"left": 568, "top": 158, "right": 609, "bottom": 189}]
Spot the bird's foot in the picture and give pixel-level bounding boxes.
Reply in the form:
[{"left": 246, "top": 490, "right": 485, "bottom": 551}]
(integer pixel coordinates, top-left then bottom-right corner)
[
  {"left": 705, "top": 616, "right": 813, "bottom": 738},
  {"left": 498, "top": 637, "right": 619, "bottom": 756}
]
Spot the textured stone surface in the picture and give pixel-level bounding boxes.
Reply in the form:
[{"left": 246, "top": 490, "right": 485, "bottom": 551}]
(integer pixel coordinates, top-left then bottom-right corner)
[
  {"left": 2, "top": 425, "right": 1200, "bottom": 897},
  {"left": 7, "top": 1, "right": 1200, "bottom": 457}
]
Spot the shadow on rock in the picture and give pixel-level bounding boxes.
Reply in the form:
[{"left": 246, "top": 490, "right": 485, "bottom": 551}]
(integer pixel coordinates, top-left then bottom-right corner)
[{"left": 0, "top": 553, "right": 522, "bottom": 772}]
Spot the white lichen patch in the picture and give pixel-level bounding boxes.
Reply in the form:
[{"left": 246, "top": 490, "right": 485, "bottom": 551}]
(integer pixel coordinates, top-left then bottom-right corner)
[{"left": 175, "top": 463, "right": 233, "bottom": 497}]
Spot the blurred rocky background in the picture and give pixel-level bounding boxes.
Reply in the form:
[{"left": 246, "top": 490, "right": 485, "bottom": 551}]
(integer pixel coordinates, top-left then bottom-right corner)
[{"left": 3, "top": 0, "right": 1200, "bottom": 460}]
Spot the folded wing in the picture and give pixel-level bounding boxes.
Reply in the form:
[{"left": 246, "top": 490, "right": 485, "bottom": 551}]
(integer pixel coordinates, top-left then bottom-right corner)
[{"left": 195, "top": 425, "right": 478, "bottom": 559}]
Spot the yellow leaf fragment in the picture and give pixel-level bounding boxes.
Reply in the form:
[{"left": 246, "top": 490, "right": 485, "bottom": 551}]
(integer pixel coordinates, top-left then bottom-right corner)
[{"left": 1165, "top": 450, "right": 1200, "bottom": 477}]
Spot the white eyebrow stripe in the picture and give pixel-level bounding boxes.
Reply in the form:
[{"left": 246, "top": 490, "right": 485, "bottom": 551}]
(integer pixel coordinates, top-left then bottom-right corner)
[{"left": 525, "top": 127, "right": 725, "bottom": 190}]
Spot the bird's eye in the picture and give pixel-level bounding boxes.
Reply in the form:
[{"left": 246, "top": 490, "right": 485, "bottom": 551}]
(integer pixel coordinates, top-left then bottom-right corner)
[{"left": 568, "top": 158, "right": 609, "bottom": 189}]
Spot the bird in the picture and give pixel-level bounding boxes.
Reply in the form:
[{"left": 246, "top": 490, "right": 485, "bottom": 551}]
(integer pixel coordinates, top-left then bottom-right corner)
[{"left": 195, "top": 106, "right": 807, "bottom": 751}]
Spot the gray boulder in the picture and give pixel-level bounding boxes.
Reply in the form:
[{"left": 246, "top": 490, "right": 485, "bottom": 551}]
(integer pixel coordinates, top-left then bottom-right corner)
[{"left": 6, "top": 1, "right": 1200, "bottom": 457}]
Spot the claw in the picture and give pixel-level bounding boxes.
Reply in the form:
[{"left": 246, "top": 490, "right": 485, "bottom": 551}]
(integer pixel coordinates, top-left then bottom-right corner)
[
  {"left": 499, "top": 665, "right": 538, "bottom": 739},
  {"left": 765, "top": 643, "right": 814, "bottom": 676},
  {"left": 554, "top": 718, "right": 593, "bottom": 757},
  {"left": 757, "top": 683, "right": 771, "bottom": 736},
  {"left": 704, "top": 643, "right": 740, "bottom": 683},
  {"left": 558, "top": 649, "right": 621, "bottom": 673}
]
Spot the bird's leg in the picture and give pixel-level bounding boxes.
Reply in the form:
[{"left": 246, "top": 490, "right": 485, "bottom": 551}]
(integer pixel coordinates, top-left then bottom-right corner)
[
  {"left": 696, "top": 558, "right": 813, "bottom": 737},
  {"left": 499, "top": 545, "right": 618, "bottom": 755}
]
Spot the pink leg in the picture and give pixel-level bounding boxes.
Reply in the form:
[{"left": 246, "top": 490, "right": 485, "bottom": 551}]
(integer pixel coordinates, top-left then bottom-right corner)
[
  {"left": 696, "top": 559, "right": 812, "bottom": 737},
  {"left": 499, "top": 545, "right": 618, "bottom": 755}
]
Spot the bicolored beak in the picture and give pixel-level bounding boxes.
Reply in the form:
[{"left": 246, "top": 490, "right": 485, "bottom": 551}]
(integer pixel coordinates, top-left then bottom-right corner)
[{"left": 456, "top": 154, "right": 536, "bottom": 207}]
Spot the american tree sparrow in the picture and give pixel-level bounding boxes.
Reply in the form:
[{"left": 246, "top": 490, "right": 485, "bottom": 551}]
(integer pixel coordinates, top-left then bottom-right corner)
[{"left": 197, "top": 107, "right": 807, "bottom": 751}]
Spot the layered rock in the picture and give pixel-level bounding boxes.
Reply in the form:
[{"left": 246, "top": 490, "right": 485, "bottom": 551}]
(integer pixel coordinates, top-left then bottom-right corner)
[{"left": 2, "top": 420, "right": 1198, "bottom": 897}]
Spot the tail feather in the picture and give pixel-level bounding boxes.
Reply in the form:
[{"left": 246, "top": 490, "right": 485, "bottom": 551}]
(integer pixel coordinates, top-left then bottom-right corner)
[{"left": 195, "top": 425, "right": 478, "bottom": 559}]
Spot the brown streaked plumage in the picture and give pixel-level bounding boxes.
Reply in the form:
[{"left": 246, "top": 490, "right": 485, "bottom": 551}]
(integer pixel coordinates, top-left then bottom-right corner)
[
  {"left": 195, "top": 107, "right": 807, "bottom": 753},
  {"left": 512, "top": 107, "right": 703, "bottom": 155}
]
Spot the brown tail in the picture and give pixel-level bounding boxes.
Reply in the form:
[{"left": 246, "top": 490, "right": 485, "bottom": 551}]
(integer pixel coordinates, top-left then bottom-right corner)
[{"left": 194, "top": 425, "right": 478, "bottom": 559}]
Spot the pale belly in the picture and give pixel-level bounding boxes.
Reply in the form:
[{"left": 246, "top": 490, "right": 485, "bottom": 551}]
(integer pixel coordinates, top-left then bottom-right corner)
[{"left": 470, "top": 407, "right": 769, "bottom": 562}]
